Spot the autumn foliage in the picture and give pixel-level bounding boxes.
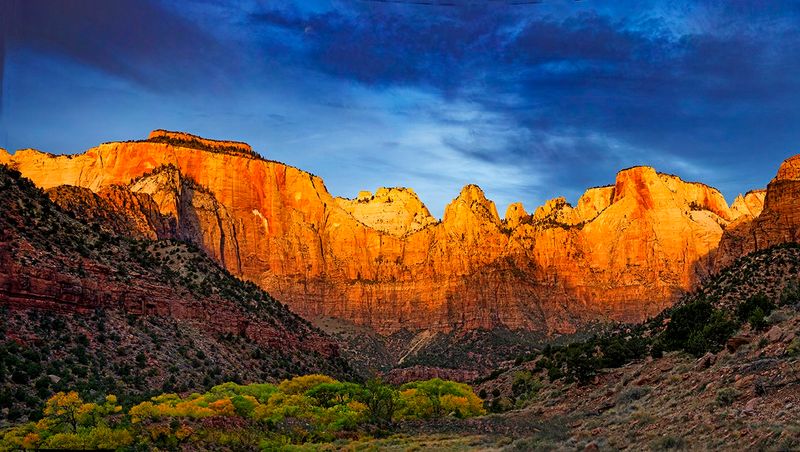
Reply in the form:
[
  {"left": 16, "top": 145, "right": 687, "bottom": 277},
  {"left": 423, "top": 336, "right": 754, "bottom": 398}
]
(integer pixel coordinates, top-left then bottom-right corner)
[{"left": 0, "top": 375, "right": 484, "bottom": 450}]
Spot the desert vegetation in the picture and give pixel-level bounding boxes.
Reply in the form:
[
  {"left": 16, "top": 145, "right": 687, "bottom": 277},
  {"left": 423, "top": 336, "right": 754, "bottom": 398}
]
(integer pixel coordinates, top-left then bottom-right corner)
[
  {"left": 0, "top": 376, "right": 484, "bottom": 450},
  {"left": 481, "top": 245, "right": 800, "bottom": 412}
]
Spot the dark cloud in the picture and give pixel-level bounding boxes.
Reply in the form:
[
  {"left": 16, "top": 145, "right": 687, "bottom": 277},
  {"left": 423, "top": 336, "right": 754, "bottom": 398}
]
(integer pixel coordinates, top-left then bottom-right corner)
[
  {"left": 4, "top": 0, "right": 800, "bottom": 211},
  {"left": 1, "top": 0, "right": 231, "bottom": 91},
  {"left": 240, "top": 1, "right": 800, "bottom": 199},
  {"left": 248, "top": 2, "right": 800, "bottom": 144}
]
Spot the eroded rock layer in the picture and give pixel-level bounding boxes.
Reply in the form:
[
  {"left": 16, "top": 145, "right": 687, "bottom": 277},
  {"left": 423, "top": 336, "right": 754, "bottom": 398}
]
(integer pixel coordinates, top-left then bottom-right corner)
[
  {"left": 716, "top": 155, "right": 800, "bottom": 269},
  {"left": 334, "top": 187, "right": 438, "bottom": 236},
  {"left": 3, "top": 132, "right": 786, "bottom": 334}
]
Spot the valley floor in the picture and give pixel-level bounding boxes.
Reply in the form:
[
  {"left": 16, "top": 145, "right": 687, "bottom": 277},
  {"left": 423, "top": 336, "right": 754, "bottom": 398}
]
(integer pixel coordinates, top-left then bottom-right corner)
[{"left": 319, "top": 311, "right": 800, "bottom": 451}]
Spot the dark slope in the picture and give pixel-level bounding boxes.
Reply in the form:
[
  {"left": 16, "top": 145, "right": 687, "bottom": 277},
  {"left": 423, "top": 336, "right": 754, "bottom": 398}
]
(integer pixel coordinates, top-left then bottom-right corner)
[{"left": 0, "top": 165, "right": 354, "bottom": 424}]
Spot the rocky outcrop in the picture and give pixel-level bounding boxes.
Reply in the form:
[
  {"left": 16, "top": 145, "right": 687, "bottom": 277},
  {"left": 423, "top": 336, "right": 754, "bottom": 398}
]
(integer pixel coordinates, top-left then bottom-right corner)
[
  {"left": 127, "top": 165, "right": 241, "bottom": 271},
  {"left": 0, "top": 166, "right": 347, "bottom": 377},
  {"left": 574, "top": 186, "right": 615, "bottom": 222},
  {"left": 47, "top": 185, "right": 172, "bottom": 240},
  {"left": 731, "top": 190, "right": 766, "bottom": 219},
  {"left": 716, "top": 155, "right": 800, "bottom": 269},
  {"left": 715, "top": 191, "right": 767, "bottom": 270},
  {"left": 504, "top": 202, "right": 527, "bottom": 229},
  {"left": 751, "top": 155, "right": 800, "bottom": 247},
  {"left": 147, "top": 129, "right": 255, "bottom": 157},
  {"left": 335, "top": 187, "right": 437, "bottom": 236},
  {"left": 2, "top": 132, "right": 759, "bottom": 335}
]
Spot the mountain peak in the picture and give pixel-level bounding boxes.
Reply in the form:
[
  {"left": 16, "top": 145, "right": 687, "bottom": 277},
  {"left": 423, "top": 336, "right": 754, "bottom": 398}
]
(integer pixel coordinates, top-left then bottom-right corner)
[
  {"left": 731, "top": 190, "right": 766, "bottom": 219},
  {"left": 335, "top": 186, "right": 437, "bottom": 236},
  {"left": 443, "top": 184, "right": 500, "bottom": 227},
  {"left": 505, "top": 202, "right": 527, "bottom": 228},
  {"left": 574, "top": 186, "right": 614, "bottom": 222},
  {"left": 776, "top": 154, "right": 800, "bottom": 181},
  {"left": 456, "top": 183, "right": 488, "bottom": 200}
]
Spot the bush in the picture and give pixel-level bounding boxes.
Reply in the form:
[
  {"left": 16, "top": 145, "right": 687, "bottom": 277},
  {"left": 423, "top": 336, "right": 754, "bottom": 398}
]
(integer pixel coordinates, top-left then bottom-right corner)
[
  {"left": 787, "top": 338, "right": 800, "bottom": 357},
  {"left": 399, "top": 378, "right": 485, "bottom": 419},
  {"left": 662, "top": 300, "right": 738, "bottom": 357},
  {"left": 562, "top": 342, "right": 600, "bottom": 384},
  {"left": 617, "top": 386, "right": 651, "bottom": 405},
  {"left": 651, "top": 435, "right": 686, "bottom": 450},
  {"left": 716, "top": 388, "right": 739, "bottom": 407},
  {"left": 510, "top": 371, "right": 542, "bottom": 407},
  {"left": 780, "top": 280, "right": 800, "bottom": 306},
  {"left": 663, "top": 300, "right": 714, "bottom": 351},
  {"left": 737, "top": 294, "right": 776, "bottom": 331}
]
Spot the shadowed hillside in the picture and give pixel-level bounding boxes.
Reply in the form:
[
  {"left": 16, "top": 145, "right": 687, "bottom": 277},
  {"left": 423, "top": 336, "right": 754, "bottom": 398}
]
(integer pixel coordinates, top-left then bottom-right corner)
[{"left": 0, "top": 165, "right": 353, "bottom": 424}]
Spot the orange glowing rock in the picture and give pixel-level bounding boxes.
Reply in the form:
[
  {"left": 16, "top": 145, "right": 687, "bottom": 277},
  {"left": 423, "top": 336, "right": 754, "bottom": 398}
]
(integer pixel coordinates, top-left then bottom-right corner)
[{"left": 7, "top": 131, "right": 788, "bottom": 335}]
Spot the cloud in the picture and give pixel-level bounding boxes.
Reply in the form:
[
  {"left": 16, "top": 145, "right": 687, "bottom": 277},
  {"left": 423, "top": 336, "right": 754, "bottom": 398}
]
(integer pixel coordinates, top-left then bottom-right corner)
[
  {"left": 4, "top": 0, "right": 800, "bottom": 212},
  {"left": 1, "top": 0, "right": 232, "bottom": 91},
  {"left": 247, "top": 2, "right": 800, "bottom": 150}
]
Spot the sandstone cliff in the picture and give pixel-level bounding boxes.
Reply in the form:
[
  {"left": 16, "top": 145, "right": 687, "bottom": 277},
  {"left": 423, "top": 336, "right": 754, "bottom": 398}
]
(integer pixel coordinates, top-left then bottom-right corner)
[
  {"left": 0, "top": 166, "right": 348, "bottom": 377},
  {"left": 716, "top": 155, "right": 800, "bottom": 269},
  {"left": 147, "top": 129, "right": 256, "bottom": 157},
  {"left": 47, "top": 184, "right": 171, "bottom": 240},
  {"left": 3, "top": 132, "right": 762, "bottom": 334},
  {"left": 335, "top": 187, "right": 437, "bottom": 236}
]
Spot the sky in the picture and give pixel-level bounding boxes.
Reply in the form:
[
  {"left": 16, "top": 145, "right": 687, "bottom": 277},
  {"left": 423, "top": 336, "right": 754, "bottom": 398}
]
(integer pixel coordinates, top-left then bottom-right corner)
[{"left": 1, "top": 0, "right": 799, "bottom": 217}]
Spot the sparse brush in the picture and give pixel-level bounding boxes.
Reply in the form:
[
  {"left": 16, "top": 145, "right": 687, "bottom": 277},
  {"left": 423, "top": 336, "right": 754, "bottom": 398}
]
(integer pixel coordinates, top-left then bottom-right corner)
[{"left": 716, "top": 388, "right": 739, "bottom": 407}]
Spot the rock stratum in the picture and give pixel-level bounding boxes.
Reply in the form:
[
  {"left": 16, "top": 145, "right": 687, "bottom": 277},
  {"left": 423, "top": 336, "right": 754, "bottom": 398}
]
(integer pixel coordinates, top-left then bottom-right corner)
[
  {"left": 2, "top": 131, "right": 796, "bottom": 335},
  {"left": 0, "top": 165, "right": 350, "bottom": 379}
]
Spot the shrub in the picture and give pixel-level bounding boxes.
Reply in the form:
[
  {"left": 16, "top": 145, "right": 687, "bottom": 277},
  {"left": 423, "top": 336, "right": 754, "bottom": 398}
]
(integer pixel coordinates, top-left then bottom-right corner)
[
  {"left": 399, "top": 378, "right": 485, "bottom": 419},
  {"left": 716, "top": 388, "right": 739, "bottom": 407},
  {"left": 737, "top": 293, "right": 776, "bottom": 331},
  {"left": 562, "top": 342, "right": 600, "bottom": 384},
  {"left": 651, "top": 435, "right": 686, "bottom": 450},
  {"left": 787, "top": 338, "right": 800, "bottom": 357},
  {"left": 617, "top": 386, "right": 651, "bottom": 405},
  {"left": 663, "top": 300, "right": 714, "bottom": 351},
  {"left": 662, "top": 300, "right": 738, "bottom": 357},
  {"left": 511, "top": 371, "right": 542, "bottom": 402},
  {"left": 278, "top": 374, "right": 337, "bottom": 395},
  {"left": 779, "top": 280, "right": 800, "bottom": 306}
]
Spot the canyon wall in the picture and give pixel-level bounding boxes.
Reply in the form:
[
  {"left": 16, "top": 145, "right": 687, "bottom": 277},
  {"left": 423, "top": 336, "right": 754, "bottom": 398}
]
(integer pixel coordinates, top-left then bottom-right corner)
[
  {"left": 2, "top": 132, "right": 791, "bottom": 335},
  {"left": 716, "top": 155, "right": 800, "bottom": 269}
]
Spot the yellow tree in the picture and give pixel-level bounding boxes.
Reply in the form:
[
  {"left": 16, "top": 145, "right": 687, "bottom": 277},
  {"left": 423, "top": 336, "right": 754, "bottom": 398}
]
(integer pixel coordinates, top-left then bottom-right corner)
[{"left": 42, "top": 392, "right": 84, "bottom": 433}]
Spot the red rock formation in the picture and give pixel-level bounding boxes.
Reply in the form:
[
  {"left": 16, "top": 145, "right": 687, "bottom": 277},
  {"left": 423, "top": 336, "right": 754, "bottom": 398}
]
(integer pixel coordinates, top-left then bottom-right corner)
[
  {"left": 716, "top": 155, "right": 800, "bottom": 269},
  {"left": 148, "top": 129, "right": 255, "bottom": 157},
  {"left": 0, "top": 167, "right": 342, "bottom": 364},
  {"left": 47, "top": 185, "right": 172, "bottom": 240},
  {"left": 2, "top": 132, "right": 756, "bottom": 334},
  {"left": 335, "top": 187, "right": 438, "bottom": 236}
]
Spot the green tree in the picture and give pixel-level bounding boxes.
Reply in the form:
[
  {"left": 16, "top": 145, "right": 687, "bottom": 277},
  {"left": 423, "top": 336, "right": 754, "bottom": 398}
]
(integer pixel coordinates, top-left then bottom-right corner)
[
  {"left": 400, "top": 379, "right": 484, "bottom": 419},
  {"left": 737, "top": 293, "right": 775, "bottom": 331},
  {"left": 358, "top": 378, "right": 400, "bottom": 426},
  {"left": 306, "top": 382, "right": 365, "bottom": 408}
]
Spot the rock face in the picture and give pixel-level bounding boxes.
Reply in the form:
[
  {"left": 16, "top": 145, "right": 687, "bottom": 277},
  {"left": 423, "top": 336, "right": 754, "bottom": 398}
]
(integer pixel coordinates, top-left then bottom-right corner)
[
  {"left": 147, "top": 129, "right": 256, "bottom": 157},
  {"left": 731, "top": 190, "right": 766, "bottom": 219},
  {"left": 3, "top": 131, "right": 779, "bottom": 335},
  {"left": 0, "top": 166, "right": 348, "bottom": 377},
  {"left": 47, "top": 184, "right": 172, "bottom": 240},
  {"left": 335, "top": 187, "right": 437, "bottom": 236},
  {"left": 752, "top": 156, "right": 800, "bottom": 247},
  {"left": 716, "top": 155, "right": 800, "bottom": 269}
]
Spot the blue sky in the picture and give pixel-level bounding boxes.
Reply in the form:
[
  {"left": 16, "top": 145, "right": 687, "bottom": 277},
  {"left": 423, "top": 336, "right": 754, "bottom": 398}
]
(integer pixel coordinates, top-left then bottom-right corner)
[{"left": 1, "top": 0, "right": 799, "bottom": 217}]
